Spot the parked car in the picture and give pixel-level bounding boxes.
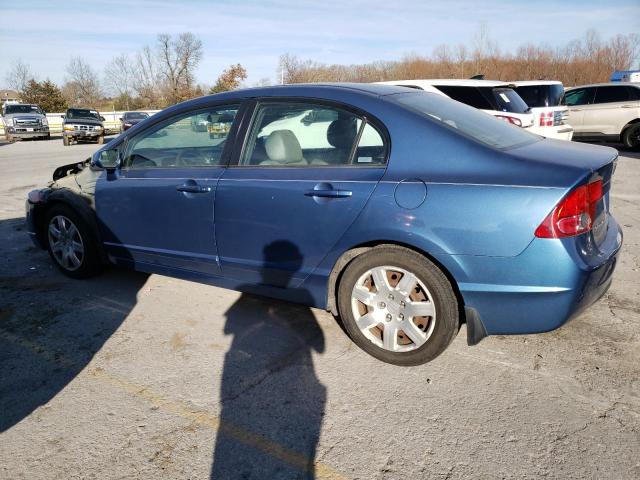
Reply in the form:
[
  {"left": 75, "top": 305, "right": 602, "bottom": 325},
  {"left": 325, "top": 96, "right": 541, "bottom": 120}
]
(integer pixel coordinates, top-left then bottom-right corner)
[
  {"left": 377, "top": 79, "right": 534, "bottom": 128},
  {"left": 510, "top": 81, "right": 573, "bottom": 140},
  {"left": 62, "top": 108, "right": 105, "bottom": 146},
  {"left": 1, "top": 103, "right": 50, "bottom": 141},
  {"left": 120, "top": 111, "right": 149, "bottom": 131},
  {"left": 26, "top": 84, "right": 622, "bottom": 365},
  {"left": 564, "top": 83, "right": 640, "bottom": 149}
]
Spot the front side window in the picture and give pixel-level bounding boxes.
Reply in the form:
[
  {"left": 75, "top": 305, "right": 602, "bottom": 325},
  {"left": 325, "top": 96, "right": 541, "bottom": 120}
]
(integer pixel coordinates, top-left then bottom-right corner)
[
  {"left": 593, "top": 86, "right": 631, "bottom": 104},
  {"left": 564, "top": 88, "right": 595, "bottom": 106},
  {"left": 123, "top": 105, "right": 238, "bottom": 168},
  {"left": 240, "top": 102, "right": 386, "bottom": 167}
]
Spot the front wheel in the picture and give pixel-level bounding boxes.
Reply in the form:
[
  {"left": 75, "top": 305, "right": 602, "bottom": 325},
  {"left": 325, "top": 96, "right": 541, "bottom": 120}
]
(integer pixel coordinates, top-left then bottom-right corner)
[
  {"left": 622, "top": 124, "right": 640, "bottom": 150},
  {"left": 45, "top": 205, "right": 102, "bottom": 279},
  {"left": 63, "top": 136, "right": 70, "bottom": 146},
  {"left": 6, "top": 133, "right": 14, "bottom": 142},
  {"left": 97, "top": 134, "right": 104, "bottom": 145},
  {"left": 337, "top": 246, "right": 460, "bottom": 366}
]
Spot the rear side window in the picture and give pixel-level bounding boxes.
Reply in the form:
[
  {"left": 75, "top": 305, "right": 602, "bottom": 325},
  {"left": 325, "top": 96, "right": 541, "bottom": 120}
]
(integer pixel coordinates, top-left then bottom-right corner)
[
  {"left": 393, "top": 91, "right": 539, "bottom": 150},
  {"left": 433, "top": 86, "right": 493, "bottom": 110},
  {"left": 564, "top": 88, "right": 595, "bottom": 106},
  {"left": 627, "top": 86, "right": 640, "bottom": 100},
  {"left": 240, "top": 102, "right": 387, "bottom": 167},
  {"left": 593, "top": 86, "right": 631, "bottom": 104},
  {"left": 514, "top": 84, "right": 565, "bottom": 107}
]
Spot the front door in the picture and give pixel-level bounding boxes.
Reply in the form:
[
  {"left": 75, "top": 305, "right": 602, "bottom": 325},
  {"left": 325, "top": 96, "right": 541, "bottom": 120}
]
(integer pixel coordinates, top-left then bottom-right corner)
[
  {"left": 96, "top": 104, "right": 241, "bottom": 276},
  {"left": 215, "top": 100, "right": 389, "bottom": 288},
  {"left": 564, "top": 87, "right": 596, "bottom": 134}
]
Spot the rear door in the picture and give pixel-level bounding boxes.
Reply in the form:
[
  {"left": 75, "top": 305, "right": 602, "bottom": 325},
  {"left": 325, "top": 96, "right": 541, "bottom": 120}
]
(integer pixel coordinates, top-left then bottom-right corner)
[
  {"left": 215, "top": 100, "right": 388, "bottom": 288},
  {"left": 96, "top": 103, "right": 242, "bottom": 276},
  {"left": 583, "top": 86, "right": 636, "bottom": 135}
]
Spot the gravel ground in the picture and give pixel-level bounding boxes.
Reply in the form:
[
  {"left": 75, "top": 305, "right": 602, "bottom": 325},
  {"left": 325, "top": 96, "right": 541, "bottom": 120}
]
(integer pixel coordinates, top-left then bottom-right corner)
[{"left": 0, "top": 137, "right": 639, "bottom": 479}]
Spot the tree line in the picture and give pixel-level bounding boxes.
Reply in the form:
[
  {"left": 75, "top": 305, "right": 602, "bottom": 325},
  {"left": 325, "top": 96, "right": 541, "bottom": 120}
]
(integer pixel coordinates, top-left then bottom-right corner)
[
  {"left": 4, "top": 29, "right": 639, "bottom": 113},
  {"left": 279, "top": 29, "right": 639, "bottom": 86},
  {"left": 5, "top": 32, "right": 248, "bottom": 113}
]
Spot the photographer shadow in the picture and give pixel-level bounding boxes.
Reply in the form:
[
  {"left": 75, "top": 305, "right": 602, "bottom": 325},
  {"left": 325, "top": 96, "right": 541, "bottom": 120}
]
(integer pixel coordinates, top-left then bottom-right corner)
[{"left": 211, "top": 240, "right": 327, "bottom": 479}]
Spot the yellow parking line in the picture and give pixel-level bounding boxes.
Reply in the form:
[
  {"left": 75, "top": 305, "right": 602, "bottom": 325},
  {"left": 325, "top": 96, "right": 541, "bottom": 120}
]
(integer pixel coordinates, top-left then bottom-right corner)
[{"left": 0, "top": 329, "right": 348, "bottom": 480}]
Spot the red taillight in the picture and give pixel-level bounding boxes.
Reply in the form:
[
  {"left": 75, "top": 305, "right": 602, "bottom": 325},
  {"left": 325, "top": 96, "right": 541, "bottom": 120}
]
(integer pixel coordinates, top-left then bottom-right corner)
[
  {"left": 535, "top": 179, "right": 604, "bottom": 238},
  {"left": 539, "top": 111, "right": 553, "bottom": 127},
  {"left": 495, "top": 115, "right": 522, "bottom": 127}
]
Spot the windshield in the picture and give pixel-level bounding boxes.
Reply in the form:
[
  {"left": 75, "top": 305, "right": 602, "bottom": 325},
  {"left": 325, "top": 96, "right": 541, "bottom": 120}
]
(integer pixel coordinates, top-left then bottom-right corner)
[
  {"left": 67, "top": 109, "right": 100, "bottom": 120},
  {"left": 125, "top": 112, "right": 149, "bottom": 120},
  {"left": 393, "top": 91, "right": 539, "bottom": 150},
  {"left": 513, "top": 84, "right": 564, "bottom": 107},
  {"left": 4, "top": 104, "right": 43, "bottom": 115}
]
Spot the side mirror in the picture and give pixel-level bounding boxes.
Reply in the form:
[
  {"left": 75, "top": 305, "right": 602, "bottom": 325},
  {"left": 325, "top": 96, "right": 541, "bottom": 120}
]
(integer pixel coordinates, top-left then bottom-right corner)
[
  {"left": 100, "top": 116, "right": 106, "bottom": 121},
  {"left": 119, "top": 117, "right": 123, "bottom": 121},
  {"left": 92, "top": 148, "right": 120, "bottom": 171}
]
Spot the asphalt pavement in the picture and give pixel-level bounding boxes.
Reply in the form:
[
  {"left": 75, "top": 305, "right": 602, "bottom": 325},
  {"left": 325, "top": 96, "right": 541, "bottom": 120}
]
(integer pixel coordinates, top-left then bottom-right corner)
[{"left": 1, "top": 137, "right": 639, "bottom": 479}]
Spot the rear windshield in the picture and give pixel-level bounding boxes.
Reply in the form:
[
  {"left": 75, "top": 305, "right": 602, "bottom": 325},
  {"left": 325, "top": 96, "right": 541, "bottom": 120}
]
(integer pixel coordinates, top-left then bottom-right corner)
[
  {"left": 433, "top": 86, "right": 529, "bottom": 113},
  {"left": 67, "top": 109, "right": 100, "bottom": 120},
  {"left": 513, "top": 84, "right": 565, "bottom": 107},
  {"left": 4, "top": 104, "right": 43, "bottom": 115},
  {"left": 393, "top": 91, "right": 540, "bottom": 150}
]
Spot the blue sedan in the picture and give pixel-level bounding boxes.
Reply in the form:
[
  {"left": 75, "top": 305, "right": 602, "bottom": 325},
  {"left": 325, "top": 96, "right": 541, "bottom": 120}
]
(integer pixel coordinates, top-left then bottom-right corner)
[{"left": 26, "top": 84, "right": 622, "bottom": 365}]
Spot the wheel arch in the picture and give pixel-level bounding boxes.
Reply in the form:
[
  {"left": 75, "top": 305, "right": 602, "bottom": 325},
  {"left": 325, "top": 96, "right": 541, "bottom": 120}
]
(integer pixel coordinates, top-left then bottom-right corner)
[
  {"left": 621, "top": 117, "right": 640, "bottom": 136},
  {"left": 37, "top": 190, "right": 108, "bottom": 263},
  {"left": 326, "top": 240, "right": 465, "bottom": 319}
]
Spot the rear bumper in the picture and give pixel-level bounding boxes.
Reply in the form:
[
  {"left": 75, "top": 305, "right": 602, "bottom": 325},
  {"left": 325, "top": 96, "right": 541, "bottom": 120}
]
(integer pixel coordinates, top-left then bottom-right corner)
[
  {"left": 529, "top": 124, "right": 574, "bottom": 141},
  {"left": 437, "top": 216, "right": 623, "bottom": 337}
]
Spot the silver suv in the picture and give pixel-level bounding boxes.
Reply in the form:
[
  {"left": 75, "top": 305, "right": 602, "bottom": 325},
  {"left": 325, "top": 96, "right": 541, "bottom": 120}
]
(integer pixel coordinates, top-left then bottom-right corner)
[
  {"left": 565, "top": 83, "right": 640, "bottom": 149},
  {"left": 2, "top": 103, "right": 50, "bottom": 142}
]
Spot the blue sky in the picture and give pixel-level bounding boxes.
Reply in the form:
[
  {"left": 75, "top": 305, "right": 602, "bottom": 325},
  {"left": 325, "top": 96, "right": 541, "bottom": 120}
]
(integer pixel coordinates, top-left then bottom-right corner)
[{"left": 1, "top": 0, "right": 638, "bottom": 90}]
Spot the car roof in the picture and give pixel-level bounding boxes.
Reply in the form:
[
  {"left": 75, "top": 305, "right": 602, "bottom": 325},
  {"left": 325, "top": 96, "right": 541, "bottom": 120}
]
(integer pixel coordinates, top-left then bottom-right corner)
[
  {"left": 377, "top": 79, "right": 515, "bottom": 88},
  {"left": 510, "top": 80, "right": 563, "bottom": 86},
  {"left": 566, "top": 82, "right": 640, "bottom": 90}
]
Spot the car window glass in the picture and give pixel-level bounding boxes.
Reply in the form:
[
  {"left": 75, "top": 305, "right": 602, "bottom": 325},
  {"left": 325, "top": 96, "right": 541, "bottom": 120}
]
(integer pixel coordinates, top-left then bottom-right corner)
[
  {"left": 123, "top": 105, "right": 239, "bottom": 169},
  {"left": 593, "top": 86, "right": 630, "bottom": 104},
  {"left": 514, "top": 84, "right": 564, "bottom": 107},
  {"left": 489, "top": 88, "right": 529, "bottom": 113},
  {"left": 241, "top": 102, "right": 386, "bottom": 167},
  {"left": 394, "top": 91, "right": 539, "bottom": 150},
  {"left": 564, "top": 88, "right": 594, "bottom": 106},
  {"left": 433, "top": 86, "right": 494, "bottom": 110},
  {"left": 354, "top": 122, "right": 386, "bottom": 165}
]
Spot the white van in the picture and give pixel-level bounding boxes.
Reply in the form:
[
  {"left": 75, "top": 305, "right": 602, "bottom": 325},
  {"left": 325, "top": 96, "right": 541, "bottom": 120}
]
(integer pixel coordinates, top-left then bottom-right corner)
[{"left": 510, "top": 81, "right": 574, "bottom": 140}]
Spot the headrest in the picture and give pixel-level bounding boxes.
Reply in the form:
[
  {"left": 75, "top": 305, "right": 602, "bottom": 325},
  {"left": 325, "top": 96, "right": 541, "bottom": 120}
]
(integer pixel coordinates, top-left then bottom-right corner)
[
  {"left": 265, "top": 130, "right": 304, "bottom": 164},
  {"left": 327, "top": 118, "right": 357, "bottom": 149}
]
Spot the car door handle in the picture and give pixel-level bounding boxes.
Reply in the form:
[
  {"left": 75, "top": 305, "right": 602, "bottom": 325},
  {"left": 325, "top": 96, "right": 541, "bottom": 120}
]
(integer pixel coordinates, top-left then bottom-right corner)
[
  {"left": 176, "top": 183, "right": 211, "bottom": 193},
  {"left": 304, "top": 189, "right": 352, "bottom": 198}
]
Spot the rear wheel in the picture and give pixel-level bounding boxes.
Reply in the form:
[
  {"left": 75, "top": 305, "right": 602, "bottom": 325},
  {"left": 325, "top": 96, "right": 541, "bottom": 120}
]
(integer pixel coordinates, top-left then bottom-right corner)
[
  {"left": 337, "top": 246, "right": 460, "bottom": 366},
  {"left": 45, "top": 204, "right": 102, "bottom": 279},
  {"left": 622, "top": 123, "right": 640, "bottom": 150}
]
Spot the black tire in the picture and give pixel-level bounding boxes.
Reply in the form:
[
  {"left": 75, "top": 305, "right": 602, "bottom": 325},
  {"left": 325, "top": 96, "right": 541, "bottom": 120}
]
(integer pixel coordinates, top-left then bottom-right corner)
[
  {"left": 6, "top": 133, "right": 14, "bottom": 142},
  {"left": 97, "top": 134, "right": 104, "bottom": 145},
  {"left": 63, "top": 136, "right": 70, "bottom": 146},
  {"left": 44, "top": 204, "right": 102, "bottom": 279},
  {"left": 337, "top": 246, "right": 459, "bottom": 366},
  {"left": 622, "top": 123, "right": 640, "bottom": 150}
]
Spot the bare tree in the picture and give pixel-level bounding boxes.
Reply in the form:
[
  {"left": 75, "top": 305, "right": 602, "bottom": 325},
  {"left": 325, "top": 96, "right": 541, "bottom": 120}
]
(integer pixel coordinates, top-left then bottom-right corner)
[
  {"left": 104, "top": 53, "right": 135, "bottom": 110},
  {"left": 64, "top": 57, "right": 101, "bottom": 106},
  {"left": 133, "top": 46, "right": 160, "bottom": 108},
  {"left": 156, "top": 33, "right": 203, "bottom": 105},
  {"left": 5, "top": 60, "right": 34, "bottom": 94}
]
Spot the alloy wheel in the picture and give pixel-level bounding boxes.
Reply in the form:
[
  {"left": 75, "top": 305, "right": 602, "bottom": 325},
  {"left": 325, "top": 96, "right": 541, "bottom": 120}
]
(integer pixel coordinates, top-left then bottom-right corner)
[{"left": 48, "top": 215, "right": 85, "bottom": 271}]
